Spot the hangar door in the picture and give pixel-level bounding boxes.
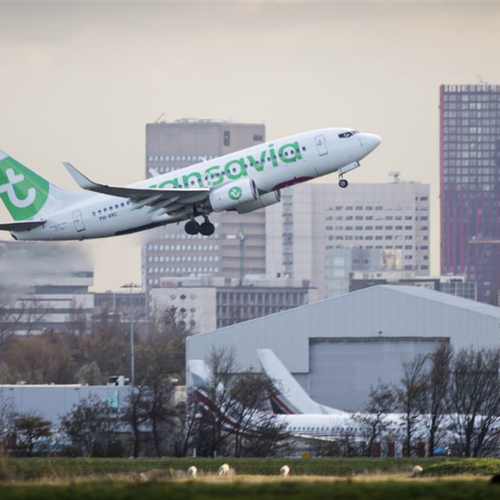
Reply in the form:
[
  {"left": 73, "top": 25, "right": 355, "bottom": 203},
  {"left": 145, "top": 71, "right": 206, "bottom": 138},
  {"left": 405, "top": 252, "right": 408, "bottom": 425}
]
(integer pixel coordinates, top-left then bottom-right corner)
[{"left": 309, "top": 337, "right": 445, "bottom": 412}]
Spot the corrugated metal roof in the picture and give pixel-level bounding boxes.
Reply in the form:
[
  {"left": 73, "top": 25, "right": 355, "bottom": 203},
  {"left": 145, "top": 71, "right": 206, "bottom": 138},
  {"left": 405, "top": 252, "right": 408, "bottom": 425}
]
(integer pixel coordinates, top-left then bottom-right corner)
[
  {"left": 189, "top": 286, "right": 500, "bottom": 343},
  {"left": 379, "top": 285, "right": 500, "bottom": 318}
]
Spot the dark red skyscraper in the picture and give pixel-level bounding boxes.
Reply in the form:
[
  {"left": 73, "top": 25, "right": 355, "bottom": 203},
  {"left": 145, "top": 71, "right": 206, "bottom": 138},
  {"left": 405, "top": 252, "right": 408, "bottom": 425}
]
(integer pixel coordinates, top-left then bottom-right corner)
[{"left": 440, "top": 84, "right": 500, "bottom": 304}]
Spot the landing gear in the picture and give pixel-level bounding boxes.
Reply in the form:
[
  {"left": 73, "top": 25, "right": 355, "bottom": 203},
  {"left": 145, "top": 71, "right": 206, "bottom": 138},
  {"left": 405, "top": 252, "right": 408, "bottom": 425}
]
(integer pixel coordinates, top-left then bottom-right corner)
[
  {"left": 200, "top": 220, "right": 215, "bottom": 236},
  {"left": 184, "top": 219, "right": 200, "bottom": 235},
  {"left": 339, "top": 178, "right": 348, "bottom": 189},
  {"left": 184, "top": 217, "right": 215, "bottom": 236}
]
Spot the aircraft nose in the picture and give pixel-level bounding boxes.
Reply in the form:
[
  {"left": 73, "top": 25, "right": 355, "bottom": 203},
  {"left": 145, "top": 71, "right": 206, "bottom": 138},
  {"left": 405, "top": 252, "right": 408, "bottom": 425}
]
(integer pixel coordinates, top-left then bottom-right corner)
[{"left": 362, "top": 133, "right": 382, "bottom": 153}]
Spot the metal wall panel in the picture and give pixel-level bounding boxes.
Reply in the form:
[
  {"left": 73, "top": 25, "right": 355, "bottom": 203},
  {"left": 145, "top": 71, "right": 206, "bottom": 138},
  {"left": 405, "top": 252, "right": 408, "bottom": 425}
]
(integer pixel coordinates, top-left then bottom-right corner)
[{"left": 309, "top": 338, "right": 443, "bottom": 411}]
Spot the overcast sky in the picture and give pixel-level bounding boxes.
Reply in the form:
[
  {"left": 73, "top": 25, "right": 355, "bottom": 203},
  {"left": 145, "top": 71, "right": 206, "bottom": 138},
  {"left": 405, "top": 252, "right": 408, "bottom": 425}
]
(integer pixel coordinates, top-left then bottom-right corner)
[{"left": 0, "top": 1, "right": 499, "bottom": 291}]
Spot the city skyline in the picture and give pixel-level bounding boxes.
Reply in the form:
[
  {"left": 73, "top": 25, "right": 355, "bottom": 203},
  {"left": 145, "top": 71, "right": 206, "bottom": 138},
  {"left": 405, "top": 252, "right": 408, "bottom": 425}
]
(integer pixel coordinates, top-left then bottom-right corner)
[{"left": 0, "top": 2, "right": 499, "bottom": 290}]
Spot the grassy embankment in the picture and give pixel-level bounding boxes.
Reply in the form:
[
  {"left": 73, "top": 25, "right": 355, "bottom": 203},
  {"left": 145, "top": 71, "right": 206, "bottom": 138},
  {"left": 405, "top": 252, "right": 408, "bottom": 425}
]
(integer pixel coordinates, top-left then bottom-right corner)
[
  {"left": 0, "top": 480, "right": 498, "bottom": 500},
  {"left": 0, "top": 456, "right": 451, "bottom": 481},
  {"left": 1, "top": 457, "right": 500, "bottom": 481}
]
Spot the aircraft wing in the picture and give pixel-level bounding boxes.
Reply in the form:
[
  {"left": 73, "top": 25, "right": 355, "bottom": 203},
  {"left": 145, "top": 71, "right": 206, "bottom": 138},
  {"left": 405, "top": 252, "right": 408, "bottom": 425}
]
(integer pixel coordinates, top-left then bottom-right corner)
[
  {"left": 64, "top": 162, "right": 210, "bottom": 211},
  {"left": 0, "top": 220, "right": 46, "bottom": 232}
]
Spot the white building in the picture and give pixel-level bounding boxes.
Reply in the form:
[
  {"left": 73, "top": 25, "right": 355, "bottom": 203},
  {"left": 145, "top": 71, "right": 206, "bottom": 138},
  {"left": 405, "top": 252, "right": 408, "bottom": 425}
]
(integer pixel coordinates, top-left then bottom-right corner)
[
  {"left": 186, "top": 286, "right": 500, "bottom": 411},
  {"left": 151, "top": 275, "right": 317, "bottom": 333},
  {"left": 266, "top": 181, "right": 430, "bottom": 299}
]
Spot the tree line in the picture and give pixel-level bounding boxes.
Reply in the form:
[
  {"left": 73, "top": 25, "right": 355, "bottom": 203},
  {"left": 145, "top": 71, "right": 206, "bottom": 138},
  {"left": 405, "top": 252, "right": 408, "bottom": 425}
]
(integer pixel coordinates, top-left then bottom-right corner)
[{"left": 337, "top": 344, "right": 500, "bottom": 458}]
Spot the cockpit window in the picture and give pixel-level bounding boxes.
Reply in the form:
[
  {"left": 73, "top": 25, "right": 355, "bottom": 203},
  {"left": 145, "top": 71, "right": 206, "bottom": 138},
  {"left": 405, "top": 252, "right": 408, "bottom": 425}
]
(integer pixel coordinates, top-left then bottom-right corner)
[{"left": 338, "top": 130, "right": 360, "bottom": 138}]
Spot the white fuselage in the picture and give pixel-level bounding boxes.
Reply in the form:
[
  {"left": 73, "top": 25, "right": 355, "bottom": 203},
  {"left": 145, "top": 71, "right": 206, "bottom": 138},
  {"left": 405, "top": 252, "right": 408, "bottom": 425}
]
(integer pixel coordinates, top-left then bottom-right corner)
[{"left": 13, "top": 128, "right": 380, "bottom": 241}]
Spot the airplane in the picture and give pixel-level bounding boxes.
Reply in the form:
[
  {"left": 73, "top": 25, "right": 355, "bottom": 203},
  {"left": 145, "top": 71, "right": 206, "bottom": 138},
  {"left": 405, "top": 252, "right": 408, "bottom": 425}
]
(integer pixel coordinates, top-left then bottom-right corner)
[
  {"left": 0, "top": 128, "right": 381, "bottom": 241},
  {"left": 188, "top": 353, "right": 466, "bottom": 451},
  {"left": 257, "top": 348, "right": 347, "bottom": 416},
  {"left": 187, "top": 357, "right": 405, "bottom": 441}
]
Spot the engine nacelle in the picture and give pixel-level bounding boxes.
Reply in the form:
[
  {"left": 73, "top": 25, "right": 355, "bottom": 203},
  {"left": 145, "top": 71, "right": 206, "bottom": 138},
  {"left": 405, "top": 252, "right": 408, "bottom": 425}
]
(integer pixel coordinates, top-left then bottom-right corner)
[
  {"left": 209, "top": 178, "right": 258, "bottom": 212},
  {"left": 236, "top": 190, "right": 281, "bottom": 214}
]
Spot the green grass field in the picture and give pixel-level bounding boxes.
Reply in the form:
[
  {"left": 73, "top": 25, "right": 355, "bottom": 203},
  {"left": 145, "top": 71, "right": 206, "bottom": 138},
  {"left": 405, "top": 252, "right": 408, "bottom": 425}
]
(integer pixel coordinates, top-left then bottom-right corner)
[
  {"left": 1, "top": 457, "right": 500, "bottom": 482},
  {"left": 0, "top": 480, "right": 498, "bottom": 500},
  {"left": 0, "top": 457, "right": 452, "bottom": 481}
]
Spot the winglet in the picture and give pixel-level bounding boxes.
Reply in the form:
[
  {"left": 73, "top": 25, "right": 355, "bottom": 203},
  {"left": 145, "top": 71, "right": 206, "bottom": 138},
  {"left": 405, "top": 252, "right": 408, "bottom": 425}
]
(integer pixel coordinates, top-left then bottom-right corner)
[{"left": 63, "top": 162, "right": 98, "bottom": 190}]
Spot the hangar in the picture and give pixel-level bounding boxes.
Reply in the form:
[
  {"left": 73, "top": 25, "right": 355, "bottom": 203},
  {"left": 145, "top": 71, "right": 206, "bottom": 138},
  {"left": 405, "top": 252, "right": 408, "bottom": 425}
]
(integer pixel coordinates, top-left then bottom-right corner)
[{"left": 186, "top": 285, "right": 500, "bottom": 411}]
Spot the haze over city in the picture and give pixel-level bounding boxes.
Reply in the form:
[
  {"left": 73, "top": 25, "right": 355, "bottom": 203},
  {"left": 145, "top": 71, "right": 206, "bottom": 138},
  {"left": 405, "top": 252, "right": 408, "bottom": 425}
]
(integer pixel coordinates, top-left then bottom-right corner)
[{"left": 0, "top": 0, "right": 499, "bottom": 290}]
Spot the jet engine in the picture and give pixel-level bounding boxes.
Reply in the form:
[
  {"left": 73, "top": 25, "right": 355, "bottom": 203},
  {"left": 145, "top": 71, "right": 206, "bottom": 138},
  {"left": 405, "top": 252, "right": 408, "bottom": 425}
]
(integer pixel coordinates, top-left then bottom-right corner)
[
  {"left": 236, "top": 190, "right": 281, "bottom": 214},
  {"left": 209, "top": 178, "right": 258, "bottom": 212}
]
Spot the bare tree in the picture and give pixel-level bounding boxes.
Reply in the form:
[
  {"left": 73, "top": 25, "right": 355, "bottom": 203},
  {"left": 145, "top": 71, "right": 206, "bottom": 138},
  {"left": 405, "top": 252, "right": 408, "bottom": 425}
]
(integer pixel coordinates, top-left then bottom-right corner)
[
  {"left": 191, "top": 348, "right": 239, "bottom": 457},
  {"left": 426, "top": 343, "right": 452, "bottom": 456},
  {"left": 122, "top": 384, "right": 149, "bottom": 458},
  {"left": 448, "top": 348, "right": 500, "bottom": 457},
  {"left": 0, "top": 391, "right": 15, "bottom": 449},
  {"left": 355, "top": 380, "right": 398, "bottom": 456},
  {"left": 397, "top": 354, "right": 428, "bottom": 456},
  {"left": 18, "top": 296, "right": 48, "bottom": 336},
  {"left": 0, "top": 294, "right": 24, "bottom": 351},
  {"left": 187, "top": 348, "right": 290, "bottom": 458}
]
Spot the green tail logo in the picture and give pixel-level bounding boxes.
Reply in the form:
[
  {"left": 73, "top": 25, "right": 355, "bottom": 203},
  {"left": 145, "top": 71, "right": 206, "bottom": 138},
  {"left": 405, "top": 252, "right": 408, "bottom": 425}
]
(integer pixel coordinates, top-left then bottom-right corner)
[{"left": 0, "top": 156, "right": 49, "bottom": 220}]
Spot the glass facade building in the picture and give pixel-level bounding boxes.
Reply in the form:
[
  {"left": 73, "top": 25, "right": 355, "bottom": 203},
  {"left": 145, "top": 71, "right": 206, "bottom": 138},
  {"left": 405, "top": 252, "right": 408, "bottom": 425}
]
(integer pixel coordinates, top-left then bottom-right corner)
[{"left": 440, "top": 84, "right": 500, "bottom": 304}]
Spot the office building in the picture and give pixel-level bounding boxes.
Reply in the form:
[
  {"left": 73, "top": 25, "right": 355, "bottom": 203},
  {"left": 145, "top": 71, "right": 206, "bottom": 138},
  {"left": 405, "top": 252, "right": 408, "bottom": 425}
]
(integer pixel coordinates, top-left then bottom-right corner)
[
  {"left": 0, "top": 242, "right": 94, "bottom": 335},
  {"left": 143, "top": 119, "right": 266, "bottom": 296},
  {"left": 150, "top": 274, "right": 317, "bottom": 333},
  {"left": 440, "top": 84, "right": 500, "bottom": 304},
  {"left": 266, "top": 181, "right": 430, "bottom": 299}
]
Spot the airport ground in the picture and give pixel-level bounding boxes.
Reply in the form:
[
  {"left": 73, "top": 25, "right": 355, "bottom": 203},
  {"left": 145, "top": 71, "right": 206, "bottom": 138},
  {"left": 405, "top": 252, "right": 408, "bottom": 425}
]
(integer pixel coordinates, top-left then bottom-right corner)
[{"left": 1, "top": 457, "right": 500, "bottom": 499}]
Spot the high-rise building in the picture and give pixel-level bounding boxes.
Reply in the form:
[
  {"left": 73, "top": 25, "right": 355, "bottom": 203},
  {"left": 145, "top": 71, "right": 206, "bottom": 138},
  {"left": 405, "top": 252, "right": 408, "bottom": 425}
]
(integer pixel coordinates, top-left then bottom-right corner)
[
  {"left": 440, "top": 84, "right": 500, "bottom": 304},
  {"left": 143, "top": 119, "right": 266, "bottom": 294},
  {"left": 266, "top": 181, "right": 430, "bottom": 299}
]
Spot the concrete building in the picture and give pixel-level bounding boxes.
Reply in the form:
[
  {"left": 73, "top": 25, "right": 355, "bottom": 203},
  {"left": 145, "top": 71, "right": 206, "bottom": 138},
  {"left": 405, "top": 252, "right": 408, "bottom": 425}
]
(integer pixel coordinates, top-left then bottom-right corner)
[
  {"left": 266, "top": 181, "right": 430, "bottom": 299},
  {"left": 326, "top": 247, "right": 417, "bottom": 298},
  {"left": 350, "top": 275, "right": 476, "bottom": 301},
  {"left": 94, "top": 291, "right": 147, "bottom": 323},
  {"left": 0, "top": 242, "right": 94, "bottom": 334},
  {"left": 150, "top": 275, "right": 317, "bottom": 333},
  {"left": 143, "top": 119, "right": 267, "bottom": 294},
  {"left": 440, "top": 84, "right": 500, "bottom": 304},
  {"left": 186, "top": 286, "right": 500, "bottom": 411}
]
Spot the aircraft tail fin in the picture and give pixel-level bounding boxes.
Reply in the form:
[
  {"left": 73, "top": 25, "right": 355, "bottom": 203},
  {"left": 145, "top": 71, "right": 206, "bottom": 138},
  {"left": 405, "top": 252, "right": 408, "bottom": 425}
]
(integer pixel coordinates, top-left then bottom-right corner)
[
  {"left": 187, "top": 359, "right": 211, "bottom": 389},
  {"left": 257, "top": 349, "right": 346, "bottom": 415},
  {"left": 0, "top": 149, "right": 76, "bottom": 221}
]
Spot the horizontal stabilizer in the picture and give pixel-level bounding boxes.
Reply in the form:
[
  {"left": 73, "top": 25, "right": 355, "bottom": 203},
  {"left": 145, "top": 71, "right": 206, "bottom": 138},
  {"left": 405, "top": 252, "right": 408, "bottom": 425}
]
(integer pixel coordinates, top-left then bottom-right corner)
[
  {"left": 63, "top": 162, "right": 209, "bottom": 206},
  {"left": 0, "top": 220, "right": 45, "bottom": 232}
]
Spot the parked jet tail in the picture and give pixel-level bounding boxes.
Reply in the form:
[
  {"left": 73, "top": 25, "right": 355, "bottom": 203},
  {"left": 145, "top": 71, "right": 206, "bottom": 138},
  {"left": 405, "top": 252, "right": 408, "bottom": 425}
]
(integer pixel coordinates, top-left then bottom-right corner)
[{"left": 257, "top": 349, "right": 347, "bottom": 416}]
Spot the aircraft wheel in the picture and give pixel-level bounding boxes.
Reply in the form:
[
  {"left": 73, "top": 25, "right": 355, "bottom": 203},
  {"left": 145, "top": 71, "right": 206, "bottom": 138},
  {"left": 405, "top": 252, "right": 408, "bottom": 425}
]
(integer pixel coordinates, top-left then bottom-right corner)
[
  {"left": 185, "top": 220, "right": 200, "bottom": 235},
  {"left": 200, "top": 221, "right": 215, "bottom": 236},
  {"left": 339, "top": 179, "right": 348, "bottom": 188}
]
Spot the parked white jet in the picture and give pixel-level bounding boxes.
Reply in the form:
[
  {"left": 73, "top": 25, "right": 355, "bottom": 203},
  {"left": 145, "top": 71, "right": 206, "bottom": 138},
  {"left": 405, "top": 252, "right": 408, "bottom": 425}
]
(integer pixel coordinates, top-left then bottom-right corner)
[
  {"left": 0, "top": 129, "right": 380, "bottom": 241},
  {"left": 187, "top": 357, "right": 404, "bottom": 441}
]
